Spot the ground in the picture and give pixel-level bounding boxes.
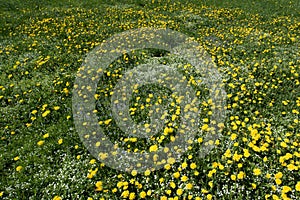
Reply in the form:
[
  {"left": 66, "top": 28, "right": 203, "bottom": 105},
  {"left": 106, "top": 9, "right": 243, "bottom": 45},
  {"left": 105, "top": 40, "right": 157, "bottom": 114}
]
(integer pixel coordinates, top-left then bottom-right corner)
[{"left": 0, "top": 0, "right": 299, "bottom": 199}]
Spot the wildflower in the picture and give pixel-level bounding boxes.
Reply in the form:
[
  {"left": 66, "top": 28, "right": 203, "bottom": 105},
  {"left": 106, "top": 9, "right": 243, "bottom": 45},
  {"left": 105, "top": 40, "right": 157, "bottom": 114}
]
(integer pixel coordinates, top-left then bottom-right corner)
[
  {"left": 37, "top": 140, "right": 44, "bottom": 146},
  {"left": 140, "top": 191, "right": 146, "bottom": 198},
  {"left": 129, "top": 192, "right": 136, "bottom": 200},
  {"left": 190, "top": 163, "right": 197, "bottom": 169},
  {"left": 186, "top": 183, "right": 193, "bottom": 190},
  {"left": 197, "top": 137, "right": 203, "bottom": 143},
  {"left": 231, "top": 174, "right": 237, "bottom": 181},
  {"left": 253, "top": 168, "right": 261, "bottom": 176},
  {"left": 104, "top": 119, "right": 112, "bottom": 125},
  {"left": 167, "top": 157, "right": 176, "bottom": 164},
  {"left": 170, "top": 181, "right": 176, "bottom": 189},
  {"left": 176, "top": 188, "right": 183, "bottom": 196},
  {"left": 237, "top": 171, "right": 245, "bottom": 179},
  {"left": 131, "top": 170, "right": 137, "bottom": 176},
  {"left": 275, "top": 172, "right": 283, "bottom": 179},
  {"left": 42, "top": 110, "right": 50, "bottom": 117},
  {"left": 95, "top": 181, "right": 103, "bottom": 191},
  {"left": 16, "top": 166, "right": 22, "bottom": 172},
  {"left": 207, "top": 194, "right": 213, "bottom": 200},
  {"left": 181, "top": 162, "right": 188, "bottom": 169},
  {"left": 224, "top": 149, "right": 231, "bottom": 158},
  {"left": 201, "top": 124, "right": 209, "bottom": 131},
  {"left": 295, "top": 182, "right": 300, "bottom": 191},
  {"left": 89, "top": 159, "right": 96, "bottom": 164},
  {"left": 232, "top": 152, "right": 242, "bottom": 161},
  {"left": 282, "top": 186, "right": 291, "bottom": 193},
  {"left": 53, "top": 106, "right": 60, "bottom": 110},
  {"left": 58, "top": 138, "right": 63, "bottom": 144},
  {"left": 144, "top": 169, "right": 151, "bottom": 176},
  {"left": 53, "top": 196, "right": 62, "bottom": 200},
  {"left": 219, "top": 164, "right": 224, "bottom": 170},
  {"left": 181, "top": 175, "right": 188, "bottom": 182},
  {"left": 149, "top": 144, "right": 158, "bottom": 152},
  {"left": 275, "top": 179, "right": 282, "bottom": 185},
  {"left": 121, "top": 190, "right": 129, "bottom": 198},
  {"left": 164, "top": 164, "right": 171, "bottom": 170},
  {"left": 173, "top": 171, "right": 180, "bottom": 179}
]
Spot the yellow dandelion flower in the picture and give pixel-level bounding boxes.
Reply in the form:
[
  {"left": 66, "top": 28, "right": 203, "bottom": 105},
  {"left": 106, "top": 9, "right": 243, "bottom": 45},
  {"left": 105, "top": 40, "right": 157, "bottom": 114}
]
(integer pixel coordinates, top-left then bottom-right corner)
[
  {"left": 121, "top": 190, "right": 129, "bottom": 198},
  {"left": 53, "top": 196, "right": 62, "bottom": 200},
  {"left": 159, "top": 178, "right": 164, "bottom": 183},
  {"left": 173, "top": 171, "right": 180, "bottom": 179},
  {"left": 95, "top": 181, "right": 103, "bottom": 191},
  {"left": 186, "top": 183, "right": 193, "bottom": 190},
  {"left": 253, "top": 168, "right": 261, "bottom": 176},
  {"left": 164, "top": 164, "right": 171, "bottom": 170},
  {"left": 237, "top": 171, "right": 245, "bottom": 179},
  {"left": 42, "top": 110, "right": 51, "bottom": 117},
  {"left": 160, "top": 196, "right": 167, "bottom": 200},
  {"left": 275, "top": 172, "right": 283, "bottom": 179},
  {"left": 37, "top": 140, "right": 44, "bottom": 146},
  {"left": 170, "top": 181, "right": 176, "bottom": 189},
  {"left": 181, "top": 175, "right": 188, "bottom": 182},
  {"left": 131, "top": 170, "right": 137, "bottom": 176},
  {"left": 165, "top": 189, "right": 171, "bottom": 195},
  {"left": 219, "top": 164, "right": 224, "bottom": 170},
  {"left": 104, "top": 119, "right": 112, "bottom": 125},
  {"left": 144, "top": 169, "right": 151, "bottom": 176},
  {"left": 53, "top": 106, "right": 60, "bottom": 110},
  {"left": 231, "top": 174, "right": 236, "bottom": 181},
  {"left": 282, "top": 186, "right": 291, "bottom": 193},
  {"left": 149, "top": 144, "right": 158, "bottom": 152},
  {"left": 275, "top": 179, "right": 282, "bottom": 185},
  {"left": 89, "top": 159, "right": 96, "bottom": 164},
  {"left": 140, "top": 191, "right": 146, "bottom": 198},
  {"left": 207, "top": 194, "right": 213, "bottom": 200},
  {"left": 197, "top": 137, "right": 203, "bottom": 143},
  {"left": 201, "top": 124, "right": 209, "bottom": 131},
  {"left": 129, "top": 192, "right": 135, "bottom": 200},
  {"left": 295, "top": 182, "right": 300, "bottom": 191},
  {"left": 181, "top": 162, "right": 188, "bottom": 169},
  {"left": 16, "top": 166, "right": 22, "bottom": 172},
  {"left": 176, "top": 188, "right": 183, "bottom": 196},
  {"left": 190, "top": 163, "right": 197, "bottom": 169},
  {"left": 58, "top": 138, "right": 63, "bottom": 145}
]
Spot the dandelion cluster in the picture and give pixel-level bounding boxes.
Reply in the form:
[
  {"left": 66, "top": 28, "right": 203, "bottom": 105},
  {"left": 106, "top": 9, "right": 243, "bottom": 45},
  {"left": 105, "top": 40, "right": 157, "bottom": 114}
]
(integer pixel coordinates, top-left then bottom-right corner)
[{"left": 0, "top": 0, "right": 299, "bottom": 199}]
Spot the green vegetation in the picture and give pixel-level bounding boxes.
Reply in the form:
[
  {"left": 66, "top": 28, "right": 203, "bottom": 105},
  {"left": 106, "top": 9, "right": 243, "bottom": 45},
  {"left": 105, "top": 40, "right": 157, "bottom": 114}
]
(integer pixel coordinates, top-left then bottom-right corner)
[{"left": 0, "top": 0, "right": 299, "bottom": 199}]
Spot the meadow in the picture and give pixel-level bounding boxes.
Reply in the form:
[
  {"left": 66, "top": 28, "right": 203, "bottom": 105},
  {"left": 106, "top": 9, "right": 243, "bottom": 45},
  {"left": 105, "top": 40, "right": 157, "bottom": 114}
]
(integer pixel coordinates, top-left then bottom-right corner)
[{"left": 0, "top": 0, "right": 299, "bottom": 199}]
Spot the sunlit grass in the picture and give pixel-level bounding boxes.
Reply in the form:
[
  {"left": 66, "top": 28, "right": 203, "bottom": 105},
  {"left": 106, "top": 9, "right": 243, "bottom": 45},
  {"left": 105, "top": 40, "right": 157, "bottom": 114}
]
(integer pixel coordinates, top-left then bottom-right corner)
[{"left": 0, "top": 0, "right": 299, "bottom": 199}]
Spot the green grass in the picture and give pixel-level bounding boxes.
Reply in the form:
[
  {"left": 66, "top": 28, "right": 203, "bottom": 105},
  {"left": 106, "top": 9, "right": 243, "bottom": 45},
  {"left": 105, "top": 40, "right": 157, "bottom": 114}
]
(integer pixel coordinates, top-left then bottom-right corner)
[{"left": 0, "top": 0, "right": 300, "bottom": 199}]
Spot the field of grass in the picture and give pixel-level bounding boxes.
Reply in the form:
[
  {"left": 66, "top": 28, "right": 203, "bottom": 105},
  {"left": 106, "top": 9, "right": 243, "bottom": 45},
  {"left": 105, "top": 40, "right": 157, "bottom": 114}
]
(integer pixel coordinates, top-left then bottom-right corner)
[{"left": 0, "top": 0, "right": 300, "bottom": 199}]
